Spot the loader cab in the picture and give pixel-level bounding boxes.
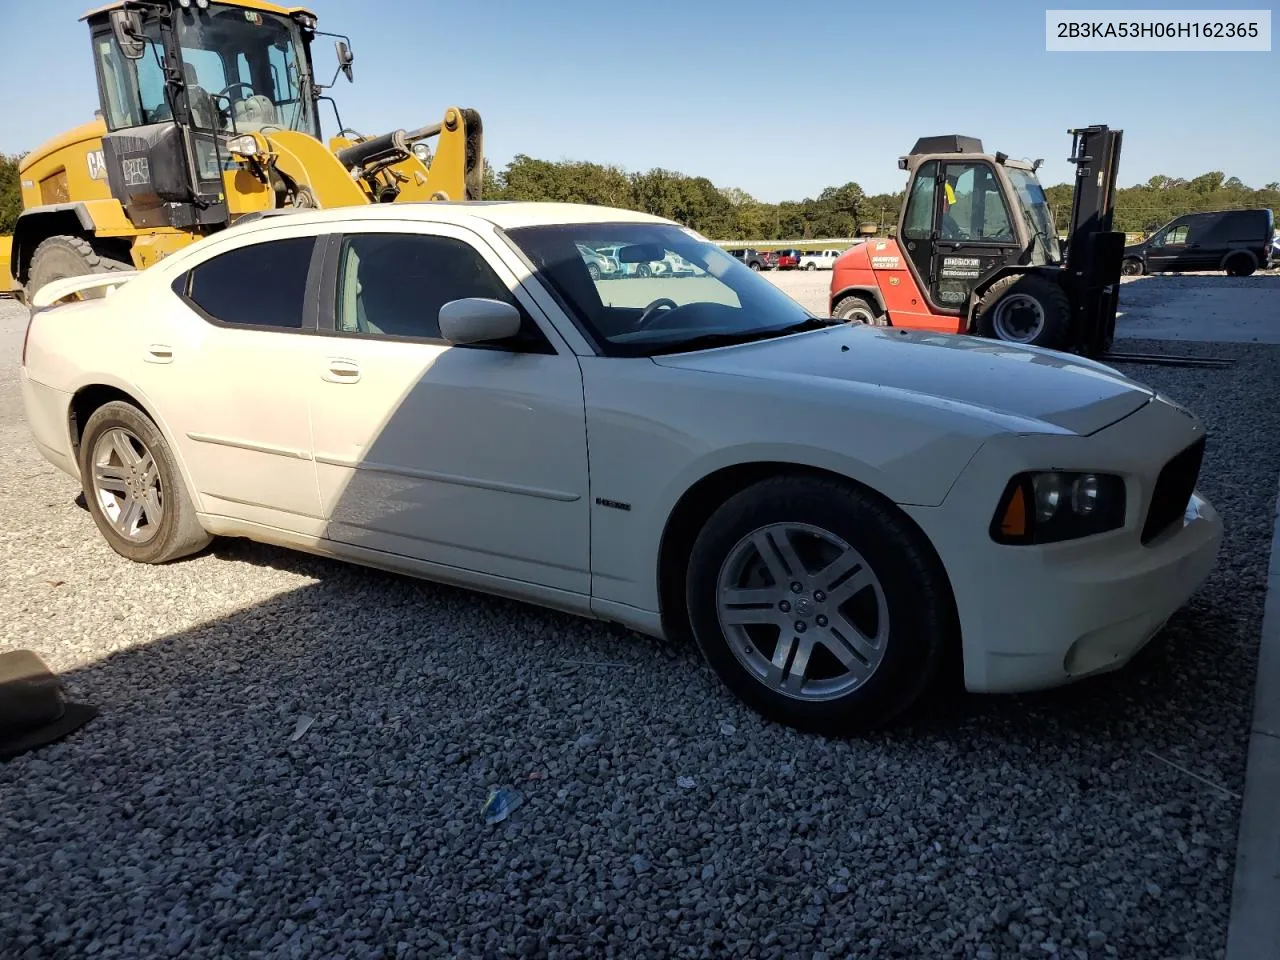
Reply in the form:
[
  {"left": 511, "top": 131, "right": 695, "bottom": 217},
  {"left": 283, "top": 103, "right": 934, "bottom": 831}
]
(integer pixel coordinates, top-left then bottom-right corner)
[
  {"left": 84, "top": 0, "right": 323, "bottom": 232},
  {"left": 896, "top": 135, "right": 1061, "bottom": 315}
]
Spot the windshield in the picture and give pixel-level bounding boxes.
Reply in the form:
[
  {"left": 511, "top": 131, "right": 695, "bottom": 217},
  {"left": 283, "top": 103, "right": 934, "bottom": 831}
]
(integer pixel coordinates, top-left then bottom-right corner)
[
  {"left": 174, "top": 3, "right": 317, "bottom": 137},
  {"left": 506, "top": 223, "right": 823, "bottom": 357},
  {"left": 1007, "top": 168, "right": 1061, "bottom": 263},
  {"left": 95, "top": 4, "right": 317, "bottom": 137}
]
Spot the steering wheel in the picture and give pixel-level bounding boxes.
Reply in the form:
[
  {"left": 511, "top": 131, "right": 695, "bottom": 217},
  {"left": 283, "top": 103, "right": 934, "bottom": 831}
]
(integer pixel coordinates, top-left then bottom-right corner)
[
  {"left": 636, "top": 298, "right": 679, "bottom": 329},
  {"left": 215, "top": 81, "right": 257, "bottom": 101}
]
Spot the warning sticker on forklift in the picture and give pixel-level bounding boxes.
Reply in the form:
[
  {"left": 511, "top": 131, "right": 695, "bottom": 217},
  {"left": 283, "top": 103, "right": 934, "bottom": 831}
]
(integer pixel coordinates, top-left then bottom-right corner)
[
  {"left": 940, "top": 267, "right": 980, "bottom": 279},
  {"left": 942, "top": 256, "right": 980, "bottom": 267},
  {"left": 871, "top": 256, "right": 900, "bottom": 269}
]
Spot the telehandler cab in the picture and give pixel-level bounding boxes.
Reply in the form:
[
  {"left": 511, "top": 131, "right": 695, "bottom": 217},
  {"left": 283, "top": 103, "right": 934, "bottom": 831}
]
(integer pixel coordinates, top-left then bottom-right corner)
[{"left": 1, "top": 0, "right": 484, "bottom": 303}]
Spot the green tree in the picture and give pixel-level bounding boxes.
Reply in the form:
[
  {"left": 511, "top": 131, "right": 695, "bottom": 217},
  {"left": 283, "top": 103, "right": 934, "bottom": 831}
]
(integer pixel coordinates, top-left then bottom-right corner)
[{"left": 0, "top": 153, "right": 23, "bottom": 234}]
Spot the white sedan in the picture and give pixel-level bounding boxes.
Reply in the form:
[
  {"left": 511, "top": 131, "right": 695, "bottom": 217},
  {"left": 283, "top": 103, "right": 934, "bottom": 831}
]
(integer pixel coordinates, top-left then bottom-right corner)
[{"left": 19, "top": 202, "right": 1222, "bottom": 734}]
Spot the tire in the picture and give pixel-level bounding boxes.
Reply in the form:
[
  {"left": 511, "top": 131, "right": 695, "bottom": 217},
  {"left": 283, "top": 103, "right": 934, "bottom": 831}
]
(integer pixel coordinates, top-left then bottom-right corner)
[
  {"left": 685, "top": 475, "right": 953, "bottom": 734},
  {"left": 805, "top": 262, "right": 817, "bottom": 271},
  {"left": 636, "top": 263, "right": 651, "bottom": 278},
  {"left": 974, "top": 274, "right": 1070, "bottom": 349},
  {"left": 1224, "top": 255, "right": 1255, "bottom": 277},
  {"left": 1121, "top": 258, "right": 1144, "bottom": 277},
  {"left": 26, "top": 235, "right": 133, "bottom": 303},
  {"left": 587, "top": 262, "right": 601, "bottom": 281},
  {"left": 78, "top": 400, "right": 212, "bottom": 564},
  {"left": 749, "top": 262, "right": 761, "bottom": 271},
  {"left": 833, "top": 294, "right": 887, "bottom": 326}
]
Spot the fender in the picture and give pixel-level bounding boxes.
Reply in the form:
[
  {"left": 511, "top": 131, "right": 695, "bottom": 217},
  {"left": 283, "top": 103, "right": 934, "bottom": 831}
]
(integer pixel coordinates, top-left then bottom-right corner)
[
  {"left": 829, "top": 283, "right": 885, "bottom": 316},
  {"left": 11, "top": 200, "right": 137, "bottom": 285},
  {"left": 63, "top": 371, "right": 206, "bottom": 515}
]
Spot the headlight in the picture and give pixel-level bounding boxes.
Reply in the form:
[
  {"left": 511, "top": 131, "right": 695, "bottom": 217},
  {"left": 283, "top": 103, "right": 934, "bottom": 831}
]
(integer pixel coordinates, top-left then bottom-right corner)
[
  {"left": 990, "top": 471, "right": 1126, "bottom": 545},
  {"left": 227, "top": 134, "right": 260, "bottom": 158}
]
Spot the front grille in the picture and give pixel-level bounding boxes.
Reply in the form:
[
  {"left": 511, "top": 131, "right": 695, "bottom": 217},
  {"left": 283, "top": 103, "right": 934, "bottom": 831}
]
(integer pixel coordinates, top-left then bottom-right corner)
[{"left": 1141, "top": 435, "right": 1206, "bottom": 545}]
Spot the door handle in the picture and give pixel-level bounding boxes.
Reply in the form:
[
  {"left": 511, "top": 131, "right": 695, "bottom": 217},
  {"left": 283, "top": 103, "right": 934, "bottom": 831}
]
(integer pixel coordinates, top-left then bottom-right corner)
[
  {"left": 322, "top": 358, "right": 361, "bottom": 383},
  {"left": 145, "top": 344, "right": 173, "bottom": 364}
]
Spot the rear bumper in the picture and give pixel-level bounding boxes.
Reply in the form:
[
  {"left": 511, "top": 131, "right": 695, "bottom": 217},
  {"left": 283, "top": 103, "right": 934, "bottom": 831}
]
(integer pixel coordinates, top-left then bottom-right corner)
[
  {"left": 21, "top": 370, "right": 78, "bottom": 478},
  {"left": 905, "top": 396, "right": 1223, "bottom": 693}
]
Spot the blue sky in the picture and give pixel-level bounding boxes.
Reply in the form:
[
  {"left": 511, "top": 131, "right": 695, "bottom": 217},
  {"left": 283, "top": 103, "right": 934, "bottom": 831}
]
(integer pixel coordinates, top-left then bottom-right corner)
[{"left": 1, "top": 0, "right": 1275, "bottom": 201}]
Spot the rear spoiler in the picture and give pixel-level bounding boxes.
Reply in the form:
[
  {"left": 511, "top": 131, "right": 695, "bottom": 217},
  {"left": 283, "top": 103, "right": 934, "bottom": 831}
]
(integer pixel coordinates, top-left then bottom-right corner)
[{"left": 30, "top": 272, "right": 139, "bottom": 311}]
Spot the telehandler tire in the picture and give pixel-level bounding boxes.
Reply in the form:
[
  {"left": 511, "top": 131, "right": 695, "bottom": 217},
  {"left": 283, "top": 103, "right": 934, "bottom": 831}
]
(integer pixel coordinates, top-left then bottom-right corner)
[
  {"left": 26, "top": 235, "right": 133, "bottom": 303},
  {"left": 974, "top": 274, "right": 1070, "bottom": 350}
]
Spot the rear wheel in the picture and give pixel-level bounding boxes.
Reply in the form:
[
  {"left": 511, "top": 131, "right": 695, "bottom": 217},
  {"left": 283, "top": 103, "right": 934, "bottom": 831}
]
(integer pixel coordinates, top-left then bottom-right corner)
[
  {"left": 975, "top": 274, "right": 1070, "bottom": 349},
  {"left": 685, "top": 475, "right": 953, "bottom": 734},
  {"left": 78, "top": 401, "right": 212, "bottom": 564},
  {"left": 1225, "top": 254, "right": 1255, "bottom": 277},
  {"left": 26, "top": 235, "right": 133, "bottom": 303},
  {"left": 587, "top": 262, "right": 601, "bottom": 281},
  {"left": 749, "top": 262, "right": 761, "bottom": 271},
  {"left": 636, "top": 263, "right": 651, "bottom": 278},
  {"left": 833, "top": 294, "right": 887, "bottom": 326},
  {"left": 805, "top": 262, "right": 817, "bottom": 271},
  {"left": 1121, "top": 258, "right": 1144, "bottom": 277}
]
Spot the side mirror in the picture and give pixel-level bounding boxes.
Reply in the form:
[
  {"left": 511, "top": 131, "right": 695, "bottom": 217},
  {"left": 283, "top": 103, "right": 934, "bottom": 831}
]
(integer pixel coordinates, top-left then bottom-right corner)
[
  {"left": 334, "top": 40, "right": 354, "bottom": 82},
  {"left": 111, "top": 10, "right": 146, "bottom": 60},
  {"left": 439, "top": 298, "right": 521, "bottom": 345}
]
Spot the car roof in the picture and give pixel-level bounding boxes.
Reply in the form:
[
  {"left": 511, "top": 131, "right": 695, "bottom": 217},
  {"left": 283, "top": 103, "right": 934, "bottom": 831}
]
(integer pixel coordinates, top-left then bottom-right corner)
[{"left": 228, "top": 201, "right": 673, "bottom": 234}]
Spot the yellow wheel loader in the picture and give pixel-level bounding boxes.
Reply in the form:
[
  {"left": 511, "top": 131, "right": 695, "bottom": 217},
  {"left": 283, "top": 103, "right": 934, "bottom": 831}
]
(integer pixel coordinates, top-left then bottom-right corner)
[{"left": 0, "top": 0, "right": 483, "bottom": 302}]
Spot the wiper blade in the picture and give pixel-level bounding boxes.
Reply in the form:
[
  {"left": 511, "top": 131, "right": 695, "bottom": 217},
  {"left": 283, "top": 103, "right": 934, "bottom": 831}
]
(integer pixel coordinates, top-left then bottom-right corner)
[{"left": 650, "top": 317, "right": 836, "bottom": 355}]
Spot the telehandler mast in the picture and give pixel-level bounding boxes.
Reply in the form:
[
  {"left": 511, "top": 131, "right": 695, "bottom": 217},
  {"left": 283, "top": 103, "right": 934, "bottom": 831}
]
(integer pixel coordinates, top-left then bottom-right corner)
[{"left": 1, "top": 0, "right": 484, "bottom": 302}]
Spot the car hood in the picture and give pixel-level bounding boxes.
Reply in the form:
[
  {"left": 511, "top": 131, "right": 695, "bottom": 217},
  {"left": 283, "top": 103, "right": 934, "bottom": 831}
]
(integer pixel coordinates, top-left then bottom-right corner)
[{"left": 652, "top": 325, "right": 1155, "bottom": 436}]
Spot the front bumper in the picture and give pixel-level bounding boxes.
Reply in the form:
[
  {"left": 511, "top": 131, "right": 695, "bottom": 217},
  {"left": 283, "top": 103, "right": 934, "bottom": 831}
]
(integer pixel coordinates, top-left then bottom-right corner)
[{"left": 905, "top": 395, "right": 1224, "bottom": 693}]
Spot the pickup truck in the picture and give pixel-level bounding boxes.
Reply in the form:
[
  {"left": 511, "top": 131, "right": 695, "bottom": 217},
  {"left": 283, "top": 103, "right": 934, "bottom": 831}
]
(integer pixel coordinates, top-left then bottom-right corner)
[
  {"left": 725, "top": 248, "right": 773, "bottom": 271},
  {"left": 773, "top": 248, "right": 802, "bottom": 270},
  {"left": 798, "top": 249, "right": 842, "bottom": 270}
]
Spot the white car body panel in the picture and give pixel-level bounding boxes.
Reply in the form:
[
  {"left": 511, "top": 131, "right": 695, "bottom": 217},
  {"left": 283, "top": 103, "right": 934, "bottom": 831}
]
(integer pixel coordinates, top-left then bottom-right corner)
[{"left": 18, "top": 201, "right": 1222, "bottom": 698}]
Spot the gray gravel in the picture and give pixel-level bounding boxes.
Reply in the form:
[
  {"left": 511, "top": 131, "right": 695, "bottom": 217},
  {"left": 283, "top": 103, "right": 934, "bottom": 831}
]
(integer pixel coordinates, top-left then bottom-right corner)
[{"left": 1, "top": 295, "right": 1277, "bottom": 959}]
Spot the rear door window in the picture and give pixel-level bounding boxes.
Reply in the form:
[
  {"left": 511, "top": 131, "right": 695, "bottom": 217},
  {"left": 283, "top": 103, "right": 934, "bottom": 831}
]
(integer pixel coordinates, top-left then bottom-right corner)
[{"left": 182, "top": 235, "right": 317, "bottom": 329}]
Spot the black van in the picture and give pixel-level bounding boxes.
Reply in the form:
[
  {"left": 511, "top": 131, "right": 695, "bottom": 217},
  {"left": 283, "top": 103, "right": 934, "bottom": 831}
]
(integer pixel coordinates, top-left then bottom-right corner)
[{"left": 1121, "top": 208, "right": 1275, "bottom": 277}]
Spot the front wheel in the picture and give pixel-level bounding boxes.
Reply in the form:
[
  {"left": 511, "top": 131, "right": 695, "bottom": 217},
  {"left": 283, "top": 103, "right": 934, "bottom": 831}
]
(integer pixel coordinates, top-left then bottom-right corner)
[
  {"left": 78, "top": 401, "right": 212, "bottom": 564},
  {"left": 587, "top": 262, "right": 601, "bottom": 281},
  {"left": 974, "top": 274, "right": 1070, "bottom": 349},
  {"left": 749, "top": 262, "right": 761, "bottom": 271},
  {"left": 685, "top": 475, "right": 953, "bottom": 734}
]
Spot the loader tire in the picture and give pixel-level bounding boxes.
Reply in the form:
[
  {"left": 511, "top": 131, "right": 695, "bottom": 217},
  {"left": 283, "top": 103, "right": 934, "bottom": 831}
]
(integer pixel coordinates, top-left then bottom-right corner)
[
  {"left": 26, "top": 235, "right": 133, "bottom": 304},
  {"left": 974, "top": 274, "right": 1070, "bottom": 350}
]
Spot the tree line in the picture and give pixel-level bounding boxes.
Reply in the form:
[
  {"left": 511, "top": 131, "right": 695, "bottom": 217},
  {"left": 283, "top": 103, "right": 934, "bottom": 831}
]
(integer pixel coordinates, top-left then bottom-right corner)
[{"left": 2, "top": 151, "right": 1276, "bottom": 241}]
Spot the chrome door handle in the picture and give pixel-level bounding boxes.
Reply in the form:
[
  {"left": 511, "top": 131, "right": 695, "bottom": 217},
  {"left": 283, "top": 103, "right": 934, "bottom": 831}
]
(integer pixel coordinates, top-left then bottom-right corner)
[
  {"left": 323, "top": 358, "right": 361, "bottom": 383},
  {"left": 145, "top": 344, "right": 173, "bottom": 364}
]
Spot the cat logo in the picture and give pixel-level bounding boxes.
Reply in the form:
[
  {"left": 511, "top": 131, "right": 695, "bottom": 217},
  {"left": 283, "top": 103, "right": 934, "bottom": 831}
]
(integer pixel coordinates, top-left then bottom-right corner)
[{"left": 86, "top": 149, "right": 108, "bottom": 181}]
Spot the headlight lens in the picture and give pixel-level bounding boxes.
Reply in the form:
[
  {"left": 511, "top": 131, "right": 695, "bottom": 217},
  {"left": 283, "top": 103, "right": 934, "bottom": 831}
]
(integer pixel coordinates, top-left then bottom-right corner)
[
  {"left": 227, "top": 134, "right": 259, "bottom": 158},
  {"left": 991, "top": 471, "right": 1126, "bottom": 544}
]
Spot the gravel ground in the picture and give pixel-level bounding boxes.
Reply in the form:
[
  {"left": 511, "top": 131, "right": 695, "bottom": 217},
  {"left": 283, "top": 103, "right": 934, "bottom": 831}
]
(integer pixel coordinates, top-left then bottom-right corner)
[{"left": 2, "top": 295, "right": 1278, "bottom": 959}]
